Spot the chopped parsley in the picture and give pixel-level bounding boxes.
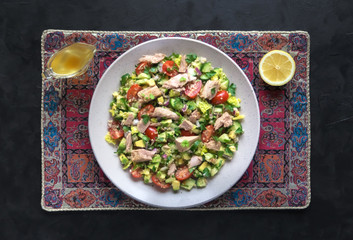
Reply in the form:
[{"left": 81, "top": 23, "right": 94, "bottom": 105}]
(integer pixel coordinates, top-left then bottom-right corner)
[
  {"left": 120, "top": 73, "right": 130, "bottom": 86},
  {"left": 228, "top": 83, "right": 236, "bottom": 96},
  {"left": 181, "top": 140, "right": 190, "bottom": 148},
  {"left": 211, "top": 87, "right": 216, "bottom": 96},
  {"left": 186, "top": 53, "right": 197, "bottom": 63},
  {"left": 141, "top": 115, "right": 150, "bottom": 124}
]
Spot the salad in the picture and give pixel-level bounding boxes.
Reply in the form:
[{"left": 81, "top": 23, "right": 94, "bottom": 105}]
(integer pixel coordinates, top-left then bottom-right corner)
[{"left": 105, "top": 53, "right": 244, "bottom": 191}]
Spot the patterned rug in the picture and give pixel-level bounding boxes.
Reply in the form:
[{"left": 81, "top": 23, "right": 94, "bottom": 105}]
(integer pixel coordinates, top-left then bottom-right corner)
[{"left": 41, "top": 30, "right": 310, "bottom": 210}]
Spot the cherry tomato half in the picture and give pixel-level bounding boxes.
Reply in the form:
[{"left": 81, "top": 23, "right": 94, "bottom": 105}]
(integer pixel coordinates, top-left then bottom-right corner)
[
  {"left": 145, "top": 126, "right": 158, "bottom": 141},
  {"left": 211, "top": 90, "right": 229, "bottom": 105},
  {"left": 175, "top": 166, "right": 193, "bottom": 181},
  {"left": 109, "top": 121, "right": 124, "bottom": 140},
  {"left": 201, "top": 125, "right": 215, "bottom": 143},
  {"left": 137, "top": 104, "right": 155, "bottom": 120},
  {"left": 162, "top": 60, "right": 179, "bottom": 77},
  {"left": 152, "top": 175, "right": 171, "bottom": 189},
  {"left": 180, "top": 130, "right": 195, "bottom": 136},
  {"left": 135, "top": 62, "right": 150, "bottom": 75},
  {"left": 130, "top": 168, "right": 142, "bottom": 178},
  {"left": 185, "top": 80, "right": 202, "bottom": 99},
  {"left": 126, "top": 84, "right": 142, "bottom": 101}
]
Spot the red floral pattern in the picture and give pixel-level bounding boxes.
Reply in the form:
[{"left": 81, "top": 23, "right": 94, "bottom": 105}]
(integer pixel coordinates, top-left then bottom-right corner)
[{"left": 41, "top": 31, "right": 310, "bottom": 210}]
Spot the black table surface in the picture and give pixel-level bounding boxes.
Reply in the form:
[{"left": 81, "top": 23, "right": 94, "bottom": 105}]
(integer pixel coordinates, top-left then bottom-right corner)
[{"left": 1, "top": 0, "right": 353, "bottom": 239}]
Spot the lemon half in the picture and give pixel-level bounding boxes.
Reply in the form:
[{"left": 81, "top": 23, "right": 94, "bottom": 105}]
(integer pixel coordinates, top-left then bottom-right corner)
[{"left": 259, "top": 50, "right": 296, "bottom": 86}]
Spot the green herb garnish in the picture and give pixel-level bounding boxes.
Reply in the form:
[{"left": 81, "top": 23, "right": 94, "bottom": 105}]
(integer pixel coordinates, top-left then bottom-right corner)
[
  {"left": 181, "top": 140, "right": 190, "bottom": 148},
  {"left": 186, "top": 53, "right": 197, "bottom": 63},
  {"left": 228, "top": 83, "right": 236, "bottom": 96},
  {"left": 141, "top": 115, "right": 150, "bottom": 124},
  {"left": 211, "top": 87, "right": 216, "bottom": 95},
  {"left": 121, "top": 73, "right": 130, "bottom": 86}
]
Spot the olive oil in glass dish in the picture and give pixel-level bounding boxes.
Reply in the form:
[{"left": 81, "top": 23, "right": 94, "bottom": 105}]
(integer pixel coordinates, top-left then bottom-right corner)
[{"left": 43, "top": 42, "right": 96, "bottom": 79}]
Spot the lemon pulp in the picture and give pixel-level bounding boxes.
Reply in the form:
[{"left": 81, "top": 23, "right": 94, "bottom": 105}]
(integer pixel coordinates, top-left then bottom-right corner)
[{"left": 259, "top": 50, "right": 296, "bottom": 86}]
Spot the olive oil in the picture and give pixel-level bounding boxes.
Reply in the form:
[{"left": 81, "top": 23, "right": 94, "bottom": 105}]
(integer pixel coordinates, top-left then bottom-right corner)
[{"left": 46, "top": 42, "right": 96, "bottom": 78}]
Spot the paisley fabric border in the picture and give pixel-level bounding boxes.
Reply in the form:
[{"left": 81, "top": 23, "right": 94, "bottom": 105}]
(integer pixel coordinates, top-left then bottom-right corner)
[{"left": 41, "top": 30, "right": 311, "bottom": 211}]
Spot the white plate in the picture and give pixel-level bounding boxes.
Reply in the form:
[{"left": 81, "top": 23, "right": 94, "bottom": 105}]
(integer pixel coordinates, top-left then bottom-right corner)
[{"left": 88, "top": 38, "right": 260, "bottom": 209}]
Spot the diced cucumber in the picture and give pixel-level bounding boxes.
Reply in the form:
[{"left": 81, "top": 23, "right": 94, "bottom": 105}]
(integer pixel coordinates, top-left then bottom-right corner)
[
  {"left": 181, "top": 178, "right": 196, "bottom": 190},
  {"left": 201, "top": 62, "right": 212, "bottom": 73},
  {"left": 169, "top": 89, "right": 180, "bottom": 97},
  {"left": 231, "top": 121, "right": 243, "bottom": 134},
  {"left": 147, "top": 162, "right": 160, "bottom": 172},
  {"left": 204, "top": 153, "right": 214, "bottom": 162},
  {"left": 193, "top": 169, "right": 203, "bottom": 178},
  {"left": 170, "top": 98, "right": 184, "bottom": 111},
  {"left": 220, "top": 78, "right": 229, "bottom": 90},
  {"left": 200, "top": 74, "right": 210, "bottom": 80},
  {"left": 218, "top": 133, "right": 231, "bottom": 143},
  {"left": 186, "top": 101, "right": 197, "bottom": 111},
  {"left": 196, "top": 177, "right": 207, "bottom": 187}
]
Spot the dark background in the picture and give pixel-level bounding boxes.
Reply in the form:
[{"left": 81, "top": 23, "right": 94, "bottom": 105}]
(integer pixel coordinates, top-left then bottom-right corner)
[{"left": 1, "top": 0, "right": 353, "bottom": 239}]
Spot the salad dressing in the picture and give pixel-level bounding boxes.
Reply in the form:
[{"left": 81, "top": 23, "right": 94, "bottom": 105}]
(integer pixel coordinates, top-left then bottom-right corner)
[{"left": 46, "top": 42, "right": 96, "bottom": 78}]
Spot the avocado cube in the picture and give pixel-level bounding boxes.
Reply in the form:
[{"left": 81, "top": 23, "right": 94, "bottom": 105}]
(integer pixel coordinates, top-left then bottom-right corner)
[
  {"left": 172, "top": 180, "right": 181, "bottom": 191},
  {"left": 218, "top": 133, "right": 231, "bottom": 143},
  {"left": 147, "top": 162, "right": 160, "bottom": 172},
  {"left": 198, "top": 161, "right": 209, "bottom": 172},
  {"left": 210, "top": 167, "right": 219, "bottom": 177},
  {"left": 215, "top": 157, "right": 225, "bottom": 169},
  {"left": 134, "top": 140, "right": 145, "bottom": 148},
  {"left": 176, "top": 158, "right": 184, "bottom": 166},
  {"left": 169, "top": 89, "right": 181, "bottom": 97},
  {"left": 157, "top": 96, "right": 164, "bottom": 105},
  {"left": 156, "top": 171, "right": 166, "bottom": 180},
  {"left": 165, "top": 177, "right": 176, "bottom": 184},
  {"left": 118, "top": 138, "right": 126, "bottom": 152},
  {"left": 181, "top": 152, "right": 191, "bottom": 160},
  {"left": 143, "top": 174, "right": 151, "bottom": 184},
  {"left": 119, "top": 154, "right": 130, "bottom": 168}
]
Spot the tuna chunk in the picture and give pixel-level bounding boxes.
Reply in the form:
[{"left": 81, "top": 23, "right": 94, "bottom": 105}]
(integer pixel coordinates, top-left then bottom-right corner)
[
  {"left": 125, "top": 132, "right": 132, "bottom": 153},
  {"left": 204, "top": 140, "right": 221, "bottom": 151},
  {"left": 150, "top": 122, "right": 161, "bottom": 127},
  {"left": 162, "top": 73, "right": 191, "bottom": 89},
  {"left": 200, "top": 80, "right": 220, "bottom": 100},
  {"left": 137, "top": 119, "right": 150, "bottom": 133},
  {"left": 138, "top": 86, "right": 162, "bottom": 103},
  {"left": 178, "top": 55, "right": 187, "bottom": 73},
  {"left": 131, "top": 149, "right": 156, "bottom": 162},
  {"left": 175, "top": 136, "right": 201, "bottom": 152},
  {"left": 139, "top": 53, "right": 166, "bottom": 64},
  {"left": 151, "top": 107, "right": 179, "bottom": 120},
  {"left": 189, "top": 110, "right": 201, "bottom": 123},
  {"left": 214, "top": 112, "right": 233, "bottom": 130},
  {"left": 167, "top": 163, "right": 177, "bottom": 176},
  {"left": 188, "top": 156, "right": 202, "bottom": 168},
  {"left": 122, "top": 113, "right": 135, "bottom": 126},
  {"left": 179, "top": 119, "right": 195, "bottom": 131}
]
